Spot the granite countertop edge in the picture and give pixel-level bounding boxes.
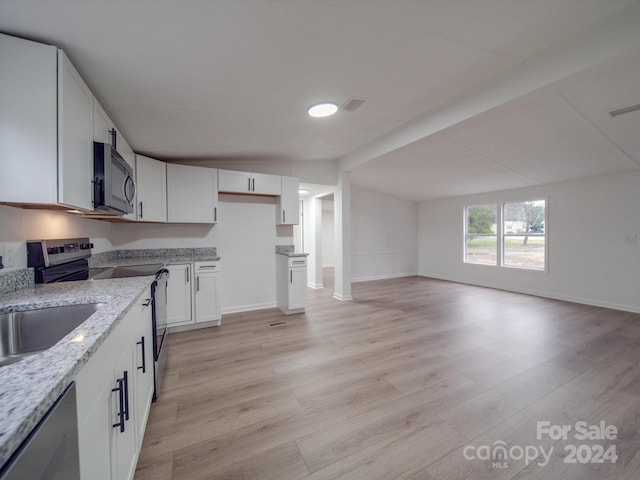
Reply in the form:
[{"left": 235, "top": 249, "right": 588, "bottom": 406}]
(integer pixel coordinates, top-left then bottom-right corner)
[
  {"left": 92, "top": 255, "right": 221, "bottom": 268},
  {"left": 276, "top": 252, "right": 309, "bottom": 257},
  {"left": 0, "top": 276, "right": 154, "bottom": 467}
]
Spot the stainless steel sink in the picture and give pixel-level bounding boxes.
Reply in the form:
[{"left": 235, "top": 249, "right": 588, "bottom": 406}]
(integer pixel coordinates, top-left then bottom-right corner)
[{"left": 0, "top": 303, "right": 104, "bottom": 367}]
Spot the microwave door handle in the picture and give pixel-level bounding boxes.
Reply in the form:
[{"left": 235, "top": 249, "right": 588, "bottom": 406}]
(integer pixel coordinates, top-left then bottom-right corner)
[{"left": 124, "top": 175, "right": 136, "bottom": 204}]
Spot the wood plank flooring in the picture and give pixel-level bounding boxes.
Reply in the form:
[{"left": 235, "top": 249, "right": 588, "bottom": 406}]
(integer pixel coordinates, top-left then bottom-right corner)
[{"left": 135, "top": 270, "right": 640, "bottom": 480}]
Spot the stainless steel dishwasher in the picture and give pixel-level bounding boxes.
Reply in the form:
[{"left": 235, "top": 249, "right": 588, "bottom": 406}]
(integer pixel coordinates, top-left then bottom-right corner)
[{"left": 0, "top": 382, "right": 80, "bottom": 479}]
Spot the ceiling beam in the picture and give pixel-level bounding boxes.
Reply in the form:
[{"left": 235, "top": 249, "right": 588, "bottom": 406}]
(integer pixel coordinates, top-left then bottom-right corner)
[{"left": 338, "top": 2, "right": 640, "bottom": 173}]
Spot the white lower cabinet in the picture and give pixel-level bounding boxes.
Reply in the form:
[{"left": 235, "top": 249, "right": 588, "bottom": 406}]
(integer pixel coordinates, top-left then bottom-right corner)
[
  {"left": 166, "top": 261, "right": 221, "bottom": 330},
  {"left": 276, "top": 255, "right": 307, "bottom": 315},
  {"left": 111, "top": 339, "right": 138, "bottom": 480},
  {"left": 194, "top": 261, "right": 221, "bottom": 324},
  {"left": 75, "top": 287, "right": 153, "bottom": 480},
  {"left": 166, "top": 264, "right": 193, "bottom": 326}
]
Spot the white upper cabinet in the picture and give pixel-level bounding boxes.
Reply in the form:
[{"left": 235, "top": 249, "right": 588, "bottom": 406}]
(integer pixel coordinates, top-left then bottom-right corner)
[
  {"left": 218, "top": 169, "right": 251, "bottom": 193},
  {"left": 277, "top": 176, "right": 299, "bottom": 225},
  {"left": 0, "top": 34, "right": 93, "bottom": 211},
  {"left": 167, "top": 164, "right": 218, "bottom": 224},
  {"left": 57, "top": 50, "right": 94, "bottom": 211},
  {"left": 218, "top": 169, "right": 282, "bottom": 196},
  {"left": 252, "top": 172, "right": 282, "bottom": 195},
  {"left": 93, "top": 99, "right": 115, "bottom": 146},
  {"left": 136, "top": 154, "right": 167, "bottom": 222}
]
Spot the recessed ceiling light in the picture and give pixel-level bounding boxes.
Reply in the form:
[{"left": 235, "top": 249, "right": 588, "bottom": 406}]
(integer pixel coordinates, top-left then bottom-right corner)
[{"left": 308, "top": 102, "right": 338, "bottom": 118}]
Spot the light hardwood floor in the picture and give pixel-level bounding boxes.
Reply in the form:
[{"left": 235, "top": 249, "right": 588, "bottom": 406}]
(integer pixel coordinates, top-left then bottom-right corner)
[{"left": 135, "top": 270, "right": 640, "bottom": 480}]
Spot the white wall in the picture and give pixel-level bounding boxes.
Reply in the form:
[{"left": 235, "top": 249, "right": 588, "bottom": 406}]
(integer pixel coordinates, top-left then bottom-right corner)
[
  {"left": 0, "top": 205, "right": 113, "bottom": 270},
  {"left": 418, "top": 170, "right": 640, "bottom": 313},
  {"left": 321, "top": 199, "right": 335, "bottom": 268},
  {"left": 167, "top": 158, "right": 338, "bottom": 186},
  {"left": 351, "top": 185, "right": 418, "bottom": 282},
  {"left": 112, "top": 195, "right": 293, "bottom": 314}
]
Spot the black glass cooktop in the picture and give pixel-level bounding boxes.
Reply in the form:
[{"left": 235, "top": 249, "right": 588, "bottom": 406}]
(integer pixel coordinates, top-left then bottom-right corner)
[{"left": 91, "top": 263, "right": 163, "bottom": 279}]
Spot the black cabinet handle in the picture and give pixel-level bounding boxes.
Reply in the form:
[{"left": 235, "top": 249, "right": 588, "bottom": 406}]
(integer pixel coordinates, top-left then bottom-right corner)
[
  {"left": 196, "top": 276, "right": 200, "bottom": 292},
  {"left": 214, "top": 206, "right": 217, "bottom": 222},
  {"left": 139, "top": 201, "right": 143, "bottom": 219},
  {"left": 112, "top": 377, "right": 125, "bottom": 433},
  {"left": 109, "top": 128, "right": 117, "bottom": 150},
  {"left": 137, "top": 337, "right": 146, "bottom": 374},
  {"left": 142, "top": 298, "right": 152, "bottom": 307},
  {"left": 290, "top": 270, "right": 293, "bottom": 283},
  {"left": 252, "top": 178, "right": 255, "bottom": 192},
  {"left": 186, "top": 266, "right": 190, "bottom": 283},
  {"left": 123, "top": 370, "right": 130, "bottom": 421},
  {"left": 283, "top": 210, "right": 286, "bottom": 223},
  {"left": 248, "top": 177, "right": 251, "bottom": 192}
]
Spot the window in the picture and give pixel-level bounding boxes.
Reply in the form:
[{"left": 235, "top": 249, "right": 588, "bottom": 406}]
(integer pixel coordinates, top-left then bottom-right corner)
[
  {"left": 464, "top": 204, "right": 497, "bottom": 265},
  {"left": 464, "top": 199, "right": 547, "bottom": 271},
  {"left": 502, "top": 200, "right": 546, "bottom": 270}
]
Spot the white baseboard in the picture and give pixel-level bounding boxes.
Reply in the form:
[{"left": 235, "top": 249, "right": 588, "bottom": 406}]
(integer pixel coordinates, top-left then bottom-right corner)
[
  {"left": 308, "top": 282, "right": 324, "bottom": 289},
  {"left": 419, "top": 272, "right": 640, "bottom": 314},
  {"left": 333, "top": 292, "right": 353, "bottom": 302},
  {"left": 221, "top": 301, "right": 277, "bottom": 315},
  {"left": 351, "top": 272, "right": 417, "bottom": 283}
]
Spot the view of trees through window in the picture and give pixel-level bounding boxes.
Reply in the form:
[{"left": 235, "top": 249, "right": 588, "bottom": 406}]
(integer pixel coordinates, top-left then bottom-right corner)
[
  {"left": 465, "top": 204, "right": 497, "bottom": 265},
  {"left": 503, "top": 200, "right": 546, "bottom": 269},
  {"left": 464, "top": 200, "right": 546, "bottom": 270}
]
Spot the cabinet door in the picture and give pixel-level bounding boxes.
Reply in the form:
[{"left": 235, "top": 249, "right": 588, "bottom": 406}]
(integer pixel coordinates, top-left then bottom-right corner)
[
  {"left": 112, "top": 340, "right": 137, "bottom": 480},
  {"left": 289, "top": 268, "right": 307, "bottom": 310},
  {"left": 57, "top": 50, "right": 94, "bottom": 211},
  {"left": 0, "top": 34, "right": 58, "bottom": 204},
  {"left": 218, "top": 169, "right": 251, "bottom": 193},
  {"left": 167, "top": 264, "right": 193, "bottom": 326},
  {"left": 77, "top": 376, "right": 113, "bottom": 480},
  {"left": 136, "top": 154, "right": 167, "bottom": 222},
  {"left": 167, "top": 164, "right": 217, "bottom": 223},
  {"left": 134, "top": 300, "right": 154, "bottom": 449},
  {"left": 195, "top": 273, "right": 221, "bottom": 323},
  {"left": 277, "top": 176, "right": 299, "bottom": 225},
  {"left": 93, "top": 99, "right": 114, "bottom": 145},
  {"left": 252, "top": 173, "right": 281, "bottom": 195}
]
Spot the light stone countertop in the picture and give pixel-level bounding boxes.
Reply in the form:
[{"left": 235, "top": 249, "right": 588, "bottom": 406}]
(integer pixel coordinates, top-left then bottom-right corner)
[
  {"left": 0, "top": 276, "right": 154, "bottom": 467},
  {"left": 91, "top": 255, "right": 220, "bottom": 268}
]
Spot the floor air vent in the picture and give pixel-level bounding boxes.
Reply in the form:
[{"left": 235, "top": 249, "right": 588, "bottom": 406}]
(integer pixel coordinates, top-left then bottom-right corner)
[{"left": 268, "top": 321, "right": 288, "bottom": 328}]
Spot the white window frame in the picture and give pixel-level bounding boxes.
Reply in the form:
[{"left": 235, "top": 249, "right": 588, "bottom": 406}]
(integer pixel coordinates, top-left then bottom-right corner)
[{"left": 463, "top": 198, "right": 549, "bottom": 273}]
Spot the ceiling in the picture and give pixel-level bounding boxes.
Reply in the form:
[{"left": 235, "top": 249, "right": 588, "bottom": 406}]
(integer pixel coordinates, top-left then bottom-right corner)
[{"left": 1, "top": 0, "right": 639, "bottom": 201}]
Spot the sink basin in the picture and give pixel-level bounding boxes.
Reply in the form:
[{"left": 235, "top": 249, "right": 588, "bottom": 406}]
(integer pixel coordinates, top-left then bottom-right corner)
[{"left": 0, "top": 303, "right": 104, "bottom": 367}]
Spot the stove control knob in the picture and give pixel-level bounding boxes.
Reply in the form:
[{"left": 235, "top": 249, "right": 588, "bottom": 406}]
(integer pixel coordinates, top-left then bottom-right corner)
[{"left": 80, "top": 243, "right": 94, "bottom": 250}]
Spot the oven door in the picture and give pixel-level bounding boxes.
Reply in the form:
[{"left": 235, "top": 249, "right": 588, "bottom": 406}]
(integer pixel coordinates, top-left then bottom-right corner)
[{"left": 151, "top": 270, "right": 169, "bottom": 401}]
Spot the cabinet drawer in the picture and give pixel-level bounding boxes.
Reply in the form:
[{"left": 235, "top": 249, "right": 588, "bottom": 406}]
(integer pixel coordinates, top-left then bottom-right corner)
[
  {"left": 288, "top": 257, "right": 307, "bottom": 268},
  {"left": 195, "top": 261, "right": 220, "bottom": 272}
]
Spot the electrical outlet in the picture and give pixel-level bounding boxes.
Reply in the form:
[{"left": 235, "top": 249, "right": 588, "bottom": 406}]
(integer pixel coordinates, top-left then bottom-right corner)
[{"left": 4, "top": 243, "right": 19, "bottom": 268}]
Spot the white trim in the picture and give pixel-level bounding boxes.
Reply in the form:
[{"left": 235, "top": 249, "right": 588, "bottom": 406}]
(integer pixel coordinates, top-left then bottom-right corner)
[
  {"left": 221, "top": 301, "right": 277, "bottom": 315},
  {"left": 419, "top": 272, "right": 640, "bottom": 314},
  {"left": 351, "top": 272, "right": 417, "bottom": 283},
  {"left": 308, "top": 282, "right": 324, "bottom": 289},
  {"left": 332, "top": 292, "right": 353, "bottom": 302}
]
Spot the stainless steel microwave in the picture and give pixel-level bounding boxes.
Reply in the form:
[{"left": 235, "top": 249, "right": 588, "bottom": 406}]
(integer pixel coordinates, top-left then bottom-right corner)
[{"left": 93, "top": 142, "right": 136, "bottom": 215}]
